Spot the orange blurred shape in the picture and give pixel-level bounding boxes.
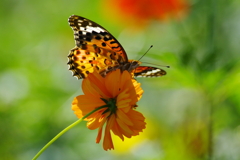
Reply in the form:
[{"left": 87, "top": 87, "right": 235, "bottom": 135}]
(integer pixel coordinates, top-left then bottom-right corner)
[{"left": 103, "top": 0, "right": 189, "bottom": 26}]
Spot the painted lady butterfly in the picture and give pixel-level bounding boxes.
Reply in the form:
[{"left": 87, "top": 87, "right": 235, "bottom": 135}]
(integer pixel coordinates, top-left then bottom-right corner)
[{"left": 67, "top": 15, "right": 167, "bottom": 79}]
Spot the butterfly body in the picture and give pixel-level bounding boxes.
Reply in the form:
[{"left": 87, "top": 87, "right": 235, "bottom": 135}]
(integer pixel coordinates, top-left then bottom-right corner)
[{"left": 67, "top": 15, "right": 166, "bottom": 79}]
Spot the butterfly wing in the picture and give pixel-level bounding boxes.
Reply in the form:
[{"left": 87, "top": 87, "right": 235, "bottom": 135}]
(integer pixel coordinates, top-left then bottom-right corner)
[
  {"left": 68, "top": 45, "right": 124, "bottom": 79},
  {"left": 68, "top": 15, "right": 128, "bottom": 79},
  {"left": 134, "top": 66, "right": 167, "bottom": 77}
]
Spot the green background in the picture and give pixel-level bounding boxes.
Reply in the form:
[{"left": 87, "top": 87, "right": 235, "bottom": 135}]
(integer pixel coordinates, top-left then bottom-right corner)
[{"left": 1, "top": 0, "right": 240, "bottom": 159}]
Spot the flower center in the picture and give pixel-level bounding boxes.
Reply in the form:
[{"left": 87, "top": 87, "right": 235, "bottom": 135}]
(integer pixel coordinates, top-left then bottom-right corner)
[{"left": 101, "top": 98, "right": 117, "bottom": 115}]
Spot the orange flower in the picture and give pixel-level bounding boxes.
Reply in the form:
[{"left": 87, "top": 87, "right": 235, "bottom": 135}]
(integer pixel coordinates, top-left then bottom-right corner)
[{"left": 72, "top": 69, "right": 146, "bottom": 150}]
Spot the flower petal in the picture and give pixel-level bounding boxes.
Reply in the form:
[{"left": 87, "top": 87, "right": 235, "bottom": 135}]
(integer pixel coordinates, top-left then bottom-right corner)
[
  {"left": 72, "top": 97, "right": 83, "bottom": 118},
  {"left": 86, "top": 71, "right": 112, "bottom": 99},
  {"left": 96, "top": 124, "right": 103, "bottom": 143},
  {"left": 116, "top": 117, "right": 133, "bottom": 138},
  {"left": 117, "top": 109, "right": 133, "bottom": 126},
  {"left": 103, "top": 115, "right": 115, "bottom": 150},
  {"left": 111, "top": 118, "right": 124, "bottom": 141},
  {"left": 117, "top": 98, "right": 131, "bottom": 108},
  {"left": 117, "top": 88, "right": 129, "bottom": 101},
  {"left": 77, "top": 95, "right": 105, "bottom": 115},
  {"left": 105, "top": 69, "right": 121, "bottom": 97},
  {"left": 82, "top": 78, "right": 100, "bottom": 97},
  {"left": 126, "top": 109, "right": 146, "bottom": 131},
  {"left": 120, "top": 70, "right": 132, "bottom": 90},
  {"left": 87, "top": 109, "right": 107, "bottom": 130},
  {"left": 116, "top": 88, "right": 132, "bottom": 110}
]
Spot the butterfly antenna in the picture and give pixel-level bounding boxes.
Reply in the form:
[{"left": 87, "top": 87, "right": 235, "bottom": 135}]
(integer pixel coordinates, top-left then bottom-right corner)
[
  {"left": 141, "top": 62, "right": 170, "bottom": 68},
  {"left": 138, "top": 45, "right": 153, "bottom": 61}
]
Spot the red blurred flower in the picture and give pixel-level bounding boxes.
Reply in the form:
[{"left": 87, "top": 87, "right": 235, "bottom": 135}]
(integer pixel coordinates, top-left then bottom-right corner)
[{"left": 103, "top": 0, "right": 188, "bottom": 26}]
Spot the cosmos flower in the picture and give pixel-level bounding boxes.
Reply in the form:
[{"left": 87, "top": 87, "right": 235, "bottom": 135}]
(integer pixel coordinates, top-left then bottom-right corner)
[{"left": 72, "top": 69, "right": 146, "bottom": 150}]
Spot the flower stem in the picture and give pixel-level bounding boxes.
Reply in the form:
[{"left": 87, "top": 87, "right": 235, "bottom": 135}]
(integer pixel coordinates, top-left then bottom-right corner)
[{"left": 32, "top": 106, "right": 107, "bottom": 160}]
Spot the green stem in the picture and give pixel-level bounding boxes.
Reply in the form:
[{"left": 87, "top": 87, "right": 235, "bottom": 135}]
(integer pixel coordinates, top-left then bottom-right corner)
[{"left": 32, "top": 106, "right": 107, "bottom": 160}]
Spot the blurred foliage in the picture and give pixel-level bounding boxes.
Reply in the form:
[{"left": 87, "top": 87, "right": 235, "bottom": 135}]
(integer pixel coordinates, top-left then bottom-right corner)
[{"left": 0, "top": 0, "right": 240, "bottom": 160}]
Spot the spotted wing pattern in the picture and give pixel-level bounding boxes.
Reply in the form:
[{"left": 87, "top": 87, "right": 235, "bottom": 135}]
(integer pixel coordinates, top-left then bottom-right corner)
[
  {"left": 67, "top": 15, "right": 129, "bottom": 79},
  {"left": 67, "top": 15, "right": 167, "bottom": 79}
]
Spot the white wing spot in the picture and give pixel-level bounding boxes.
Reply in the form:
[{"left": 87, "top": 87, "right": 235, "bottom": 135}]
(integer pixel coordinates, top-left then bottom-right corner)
[{"left": 151, "top": 69, "right": 161, "bottom": 74}]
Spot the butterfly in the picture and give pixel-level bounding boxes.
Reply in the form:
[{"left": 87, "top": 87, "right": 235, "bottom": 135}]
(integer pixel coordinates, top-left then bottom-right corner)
[{"left": 67, "top": 15, "right": 167, "bottom": 79}]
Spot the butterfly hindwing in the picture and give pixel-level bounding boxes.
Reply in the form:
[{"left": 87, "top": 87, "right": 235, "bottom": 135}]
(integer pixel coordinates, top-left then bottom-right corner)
[
  {"left": 134, "top": 66, "right": 167, "bottom": 77},
  {"left": 68, "top": 45, "right": 123, "bottom": 79}
]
